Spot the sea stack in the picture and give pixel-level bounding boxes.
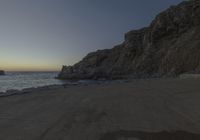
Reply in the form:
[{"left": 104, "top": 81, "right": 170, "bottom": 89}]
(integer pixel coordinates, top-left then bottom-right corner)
[
  {"left": 58, "top": 0, "right": 200, "bottom": 80},
  {"left": 0, "top": 70, "right": 5, "bottom": 75}
]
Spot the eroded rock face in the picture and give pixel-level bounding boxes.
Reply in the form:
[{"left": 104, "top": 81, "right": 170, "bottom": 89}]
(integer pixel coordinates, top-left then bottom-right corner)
[
  {"left": 58, "top": 0, "right": 200, "bottom": 80},
  {"left": 0, "top": 70, "right": 5, "bottom": 75}
]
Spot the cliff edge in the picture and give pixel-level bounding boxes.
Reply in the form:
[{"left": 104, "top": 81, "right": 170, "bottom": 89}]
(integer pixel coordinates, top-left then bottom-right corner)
[{"left": 58, "top": 0, "right": 200, "bottom": 80}]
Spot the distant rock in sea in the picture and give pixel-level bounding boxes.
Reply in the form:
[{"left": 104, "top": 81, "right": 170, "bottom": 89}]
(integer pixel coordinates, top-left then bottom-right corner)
[
  {"left": 0, "top": 70, "right": 5, "bottom": 75},
  {"left": 58, "top": 0, "right": 200, "bottom": 80}
]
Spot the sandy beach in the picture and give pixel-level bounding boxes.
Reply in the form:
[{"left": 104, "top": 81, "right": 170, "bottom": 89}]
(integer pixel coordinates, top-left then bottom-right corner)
[{"left": 0, "top": 78, "right": 200, "bottom": 140}]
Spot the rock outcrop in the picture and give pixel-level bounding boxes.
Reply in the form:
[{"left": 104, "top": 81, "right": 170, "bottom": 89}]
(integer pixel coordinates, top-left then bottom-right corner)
[
  {"left": 0, "top": 70, "right": 5, "bottom": 75},
  {"left": 58, "top": 0, "right": 200, "bottom": 80}
]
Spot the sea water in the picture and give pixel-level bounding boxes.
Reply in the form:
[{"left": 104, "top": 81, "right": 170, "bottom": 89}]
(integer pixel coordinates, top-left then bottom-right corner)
[
  {"left": 0, "top": 72, "right": 126, "bottom": 94},
  {"left": 0, "top": 72, "right": 64, "bottom": 93}
]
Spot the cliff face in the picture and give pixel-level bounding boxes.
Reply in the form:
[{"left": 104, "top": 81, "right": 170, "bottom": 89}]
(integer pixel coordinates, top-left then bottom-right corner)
[{"left": 58, "top": 0, "right": 200, "bottom": 80}]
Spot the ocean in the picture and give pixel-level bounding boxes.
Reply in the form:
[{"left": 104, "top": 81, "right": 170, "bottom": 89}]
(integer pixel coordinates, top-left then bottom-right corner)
[
  {"left": 0, "top": 72, "right": 126, "bottom": 94},
  {"left": 0, "top": 72, "right": 64, "bottom": 93}
]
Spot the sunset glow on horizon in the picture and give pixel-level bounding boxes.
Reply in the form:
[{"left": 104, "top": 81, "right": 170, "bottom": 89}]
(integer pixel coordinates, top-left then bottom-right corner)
[{"left": 0, "top": 0, "right": 184, "bottom": 71}]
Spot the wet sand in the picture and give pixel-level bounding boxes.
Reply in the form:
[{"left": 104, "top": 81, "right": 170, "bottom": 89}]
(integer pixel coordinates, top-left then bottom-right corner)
[{"left": 0, "top": 78, "right": 200, "bottom": 140}]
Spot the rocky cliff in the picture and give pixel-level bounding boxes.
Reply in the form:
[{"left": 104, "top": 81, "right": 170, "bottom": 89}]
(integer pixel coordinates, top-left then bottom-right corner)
[{"left": 58, "top": 0, "right": 200, "bottom": 80}]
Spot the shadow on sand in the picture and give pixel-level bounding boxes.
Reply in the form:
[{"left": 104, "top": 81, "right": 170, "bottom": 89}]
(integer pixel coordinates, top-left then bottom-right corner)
[{"left": 100, "top": 130, "right": 200, "bottom": 140}]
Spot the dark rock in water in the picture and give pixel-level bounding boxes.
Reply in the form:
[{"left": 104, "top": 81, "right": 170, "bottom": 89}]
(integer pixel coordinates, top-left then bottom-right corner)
[
  {"left": 58, "top": 0, "right": 200, "bottom": 80},
  {"left": 0, "top": 70, "right": 5, "bottom": 75}
]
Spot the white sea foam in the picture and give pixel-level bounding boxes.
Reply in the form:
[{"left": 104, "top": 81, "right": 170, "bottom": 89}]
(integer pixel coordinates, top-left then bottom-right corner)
[{"left": 0, "top": 72, "right": 64, "bottom": 93}]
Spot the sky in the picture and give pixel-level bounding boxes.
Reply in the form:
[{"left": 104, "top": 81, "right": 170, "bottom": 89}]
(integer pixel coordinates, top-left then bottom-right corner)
[{"left": 0, "top": 0, "right": 184, "bottom": 71}]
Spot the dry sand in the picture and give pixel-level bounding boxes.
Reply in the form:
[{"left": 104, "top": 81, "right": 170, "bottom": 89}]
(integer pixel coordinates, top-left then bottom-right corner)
[{"left": 0, "top": 78, "right": 200, "bottom": 140}]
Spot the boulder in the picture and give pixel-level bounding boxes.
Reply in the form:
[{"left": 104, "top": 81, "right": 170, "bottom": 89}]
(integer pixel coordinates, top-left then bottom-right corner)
[{"left": 0, "top": 70, "right": 5, "bottom": 75}]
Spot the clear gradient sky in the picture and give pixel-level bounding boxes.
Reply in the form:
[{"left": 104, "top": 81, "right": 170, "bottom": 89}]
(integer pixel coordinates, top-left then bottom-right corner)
[{"left": 0, "top": 0, "right": 184, "bottom": 71}]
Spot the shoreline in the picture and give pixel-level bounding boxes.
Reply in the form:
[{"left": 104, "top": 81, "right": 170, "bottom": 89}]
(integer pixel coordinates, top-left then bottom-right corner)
[
  {"left": 0, "top": 76, "right": 197, "bottom": 98},
  {"left": 0, "top": 77, "right": 187, "bottom": 97},
  {"left": 0, "top": 79, "right": 130, "bottom": 97}
]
